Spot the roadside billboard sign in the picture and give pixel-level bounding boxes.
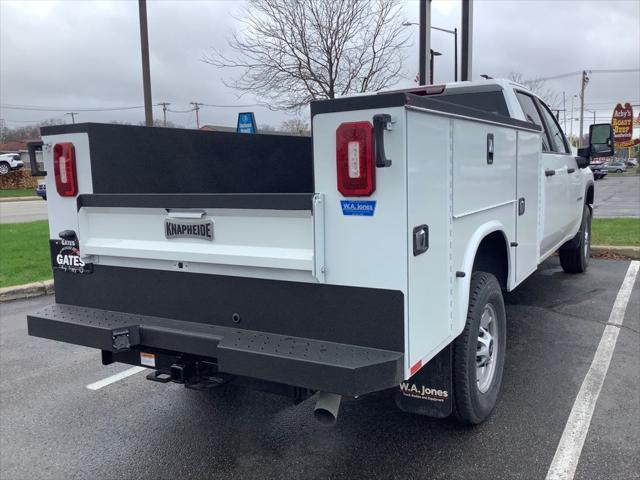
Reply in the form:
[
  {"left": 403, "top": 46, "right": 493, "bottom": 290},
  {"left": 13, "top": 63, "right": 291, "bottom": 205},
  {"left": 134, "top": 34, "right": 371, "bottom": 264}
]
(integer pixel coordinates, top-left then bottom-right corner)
[{"left": 611, "top": 103, "right": 634, "bottom": 148}]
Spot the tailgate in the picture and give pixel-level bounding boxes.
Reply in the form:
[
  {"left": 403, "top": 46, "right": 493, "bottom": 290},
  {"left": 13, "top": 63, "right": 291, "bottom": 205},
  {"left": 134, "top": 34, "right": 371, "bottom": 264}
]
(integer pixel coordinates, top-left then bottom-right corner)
[{"left": 76, "top": 193, "right": 324, "bottom": 281}]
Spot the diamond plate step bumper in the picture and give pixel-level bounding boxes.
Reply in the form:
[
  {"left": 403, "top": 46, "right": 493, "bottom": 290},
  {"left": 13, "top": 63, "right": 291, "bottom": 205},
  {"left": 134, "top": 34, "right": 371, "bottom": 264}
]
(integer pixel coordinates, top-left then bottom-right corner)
[{"left": 28, "top": 303, "right": 404, "bottom": 396}]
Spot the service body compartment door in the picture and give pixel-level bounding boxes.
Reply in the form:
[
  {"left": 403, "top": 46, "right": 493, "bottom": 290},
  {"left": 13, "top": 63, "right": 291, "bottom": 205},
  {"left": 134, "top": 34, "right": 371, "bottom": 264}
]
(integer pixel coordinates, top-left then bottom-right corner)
[
  {"left": 515, "top": 130, "right": 541, "bottom": 283},
  {"left": 405, "top": 110, "right": 453, "bottom": 371}
]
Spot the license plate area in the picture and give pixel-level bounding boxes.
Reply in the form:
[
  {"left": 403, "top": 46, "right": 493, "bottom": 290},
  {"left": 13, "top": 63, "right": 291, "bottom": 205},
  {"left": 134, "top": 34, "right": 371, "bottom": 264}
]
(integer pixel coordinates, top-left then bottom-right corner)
[{"left": 165, "top": 218, "right": 214, "bottom": 241}]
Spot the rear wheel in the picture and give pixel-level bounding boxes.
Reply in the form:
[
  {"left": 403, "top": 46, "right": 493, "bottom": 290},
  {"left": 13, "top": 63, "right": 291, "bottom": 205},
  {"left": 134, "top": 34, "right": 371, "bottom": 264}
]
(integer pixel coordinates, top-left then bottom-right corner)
[
  {"left": 0, "top": 162, "right": 9, "bottom": 175},
  {"left": 616, "top": 169, "right": 623, "bottom": 173},
  {"left": 559, "top": 204, "right": 591, "bottom": 274},
  {"left": 452, "top": 272, "right": 506, "bottom": 424}
]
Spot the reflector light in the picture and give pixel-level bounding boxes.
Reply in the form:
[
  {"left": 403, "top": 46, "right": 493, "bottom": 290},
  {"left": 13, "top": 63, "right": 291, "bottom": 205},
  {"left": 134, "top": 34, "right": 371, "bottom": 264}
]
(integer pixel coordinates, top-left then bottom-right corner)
[
  {"left": 53, "top": 143, "right": 78, "bottom": 197},
  {"left": 336, "top": 122, "right": 375, "bottom": 197}
]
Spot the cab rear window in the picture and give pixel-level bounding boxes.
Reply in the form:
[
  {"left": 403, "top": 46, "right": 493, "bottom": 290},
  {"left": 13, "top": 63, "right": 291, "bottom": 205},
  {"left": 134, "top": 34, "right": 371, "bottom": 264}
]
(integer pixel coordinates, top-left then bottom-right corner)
[{"left": 433, "top": 91, "right": 510, "bottom": 117}]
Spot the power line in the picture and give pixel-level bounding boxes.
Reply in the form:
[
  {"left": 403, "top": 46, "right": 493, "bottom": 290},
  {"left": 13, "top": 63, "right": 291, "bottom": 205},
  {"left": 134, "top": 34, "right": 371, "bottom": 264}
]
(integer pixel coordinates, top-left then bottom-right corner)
[
  {"left": 1, "top": 104, "right": 146, "bottom": 112},
  {"left": 1, "top": 101, "right": 262, "bottom": 113},
  {"left": 538, "top": 68, "right": 640, "bottom": 82},
  {"left": 166, "top": 108, "right": 194, "bottom": 114}
]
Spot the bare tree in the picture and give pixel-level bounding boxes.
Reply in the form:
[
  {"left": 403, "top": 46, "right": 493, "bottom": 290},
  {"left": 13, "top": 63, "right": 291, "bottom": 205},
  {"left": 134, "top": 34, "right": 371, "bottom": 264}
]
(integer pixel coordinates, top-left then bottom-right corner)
[
  {"left": 204, "top": 0, "right": 410, "bottom": 110},
  {"left": 508, "top": 72, "right": 560, "bottom": 108},
  {"left": 280, "top": 118, "right": 310, "bottom": 136}
]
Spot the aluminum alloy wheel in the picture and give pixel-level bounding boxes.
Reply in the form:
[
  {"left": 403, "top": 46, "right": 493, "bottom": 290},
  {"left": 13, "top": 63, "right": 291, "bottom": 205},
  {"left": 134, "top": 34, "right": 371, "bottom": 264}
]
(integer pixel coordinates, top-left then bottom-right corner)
[
  {"left": 476, "top": 303, "right": 499, "bottom": 394},
  {"left": 0, "top": 164, "right": 9, "bottom": 175}
]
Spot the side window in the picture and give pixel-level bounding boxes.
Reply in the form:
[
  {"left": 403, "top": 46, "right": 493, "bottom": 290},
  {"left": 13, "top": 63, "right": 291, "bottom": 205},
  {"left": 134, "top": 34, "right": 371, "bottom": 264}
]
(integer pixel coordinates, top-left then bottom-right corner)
[
  {"left": 515, "top": 92, "right": 550, "bottom": 152},
  {"left": 537, "top": 100, "right": 570, "bottom": 154}
]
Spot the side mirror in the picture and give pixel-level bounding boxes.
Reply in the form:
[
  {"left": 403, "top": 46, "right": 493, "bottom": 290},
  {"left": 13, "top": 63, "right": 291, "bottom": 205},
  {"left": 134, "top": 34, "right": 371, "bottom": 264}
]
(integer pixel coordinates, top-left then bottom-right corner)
[
  {"left": 575, "top": 154, "right": 590, "bottom": 169},
  {"left": 588, "top": 123, "right": 615, "bottom": 158}
]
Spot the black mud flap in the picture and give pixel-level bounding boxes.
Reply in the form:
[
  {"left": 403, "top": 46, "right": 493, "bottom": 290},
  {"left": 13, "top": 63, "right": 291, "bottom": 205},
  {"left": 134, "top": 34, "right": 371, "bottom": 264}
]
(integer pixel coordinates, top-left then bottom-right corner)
[{"left": 395, "top": 345, "right": 453, "bottom": 418}]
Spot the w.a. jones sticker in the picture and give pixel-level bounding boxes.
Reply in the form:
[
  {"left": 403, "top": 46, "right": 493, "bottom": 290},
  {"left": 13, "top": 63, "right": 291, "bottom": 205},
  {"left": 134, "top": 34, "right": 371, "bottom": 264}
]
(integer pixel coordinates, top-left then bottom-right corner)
[{"left": 340, "top": 200, "right": 376, "bottom": 216}]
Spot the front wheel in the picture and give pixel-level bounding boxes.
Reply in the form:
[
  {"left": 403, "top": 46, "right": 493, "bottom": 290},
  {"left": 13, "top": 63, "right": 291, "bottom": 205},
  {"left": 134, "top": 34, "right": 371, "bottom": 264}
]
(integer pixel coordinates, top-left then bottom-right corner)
[
  {"left": 452, "top": 272, "right": 506, "bottom": 424},
  {"left": 616, "top": 169, "right": 623, "bottom": 173},
  {"left": 559, "top": 204, "right": 591, "bottom": 273}
]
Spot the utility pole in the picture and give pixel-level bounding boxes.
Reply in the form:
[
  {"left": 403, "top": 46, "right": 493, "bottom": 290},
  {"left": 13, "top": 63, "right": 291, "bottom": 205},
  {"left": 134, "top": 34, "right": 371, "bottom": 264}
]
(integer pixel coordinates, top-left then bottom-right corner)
[
  {"left": 159, "top": 102, "right": 170, "bottom": 127},
  {"left": 190, "top": 102, "right": 203, "bottom": 129},
  {"left": 65, "top": 112, "right": 78, "bottom": 124},
  {"left": 138, "top": 0, "right": 153, "bottom": 127},
  {"left": 418, "top": 0, "right": 431, "bottom": 85},
  {"left": 461, "top": 0, "right": 473, "bottom": 81},
  {"left": 579, "top": 70, "right": 588, "bottom": 147}
]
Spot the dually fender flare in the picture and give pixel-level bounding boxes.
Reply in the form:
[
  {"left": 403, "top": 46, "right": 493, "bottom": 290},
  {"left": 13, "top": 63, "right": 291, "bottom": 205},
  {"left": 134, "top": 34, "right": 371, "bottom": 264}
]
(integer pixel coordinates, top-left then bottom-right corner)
[{"left": 452, "top": 220, "right": 512, "bottom": 338}]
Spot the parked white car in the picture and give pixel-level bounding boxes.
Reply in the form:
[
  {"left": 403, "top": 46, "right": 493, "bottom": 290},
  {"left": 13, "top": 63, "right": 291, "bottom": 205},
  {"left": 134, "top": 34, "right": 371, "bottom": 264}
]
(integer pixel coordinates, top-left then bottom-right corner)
[{"left": 0, "top": 152, "right": 24, "bottom": 175}]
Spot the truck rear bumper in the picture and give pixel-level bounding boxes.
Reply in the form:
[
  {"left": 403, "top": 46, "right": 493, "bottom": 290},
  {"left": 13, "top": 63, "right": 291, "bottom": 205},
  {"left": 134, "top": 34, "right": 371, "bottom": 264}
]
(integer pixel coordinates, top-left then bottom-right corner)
[{"left": 28, "top": 303, "right": 404, "bottom": 397}]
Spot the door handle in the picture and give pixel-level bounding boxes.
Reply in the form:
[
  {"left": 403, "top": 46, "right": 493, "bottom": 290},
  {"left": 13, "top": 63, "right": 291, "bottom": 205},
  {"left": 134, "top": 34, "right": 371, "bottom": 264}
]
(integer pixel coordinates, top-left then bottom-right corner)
[
  {"left": 545, "top": 169, "right": 556, "bottom": 177},
  {"left": 373, "top": 114, "right": 392, "bottom": 168},
  {"left": 567, "top": 168, "right": 576, "bottom": 173}
]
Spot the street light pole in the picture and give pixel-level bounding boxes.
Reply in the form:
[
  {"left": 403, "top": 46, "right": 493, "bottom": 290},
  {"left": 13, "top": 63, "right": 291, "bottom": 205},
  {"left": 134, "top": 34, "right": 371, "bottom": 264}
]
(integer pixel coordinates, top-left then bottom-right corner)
[
  {"left": 461, "top": 0, "right": 473, "bottom": 81},
  {"left": 138, "top": 0, "right": 153, "bottom": 127},
  {"left": 418, "top": 0, "right": 432, "bottom": 85},
  {"left": 430, "top": 50, "right": 442, "bottom": 85},
  {"left": 454, "top": 27, "right": 458, "bottom": 82},
  {"left": 404, "top": 22, "right": 457, "bottom": 82}
]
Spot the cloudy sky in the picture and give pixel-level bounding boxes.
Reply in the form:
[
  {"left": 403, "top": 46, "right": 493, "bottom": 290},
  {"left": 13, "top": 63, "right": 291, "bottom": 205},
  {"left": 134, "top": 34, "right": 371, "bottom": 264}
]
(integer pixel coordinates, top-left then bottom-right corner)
[{"left": 1, "top": 0, "right": 639, "bottom": 134}]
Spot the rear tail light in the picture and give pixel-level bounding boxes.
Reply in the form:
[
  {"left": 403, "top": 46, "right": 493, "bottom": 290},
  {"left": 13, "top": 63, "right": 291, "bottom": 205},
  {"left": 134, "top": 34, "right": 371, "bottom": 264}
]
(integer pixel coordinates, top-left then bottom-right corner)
[
  {"left": 53, "top": 143, "right": 78, "bottom": 197},
  {"left": 336, "top": 122, "right": 375, "bottom": 196}
]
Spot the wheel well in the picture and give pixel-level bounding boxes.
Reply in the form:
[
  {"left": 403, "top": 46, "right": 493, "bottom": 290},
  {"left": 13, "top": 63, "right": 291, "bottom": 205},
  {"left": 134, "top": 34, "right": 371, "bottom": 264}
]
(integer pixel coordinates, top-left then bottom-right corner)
[
  {"left": 472, "top": 231, "right": 509, "bottom": 289},
  {"left": 586, "top": 184, "right": 594, "bottom": 205}
]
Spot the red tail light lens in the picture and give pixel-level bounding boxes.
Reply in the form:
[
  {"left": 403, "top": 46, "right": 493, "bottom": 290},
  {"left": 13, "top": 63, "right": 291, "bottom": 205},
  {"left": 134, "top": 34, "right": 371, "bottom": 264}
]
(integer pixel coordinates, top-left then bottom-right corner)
[
  {"left": 336, "top": 122, "right": 375, "bottom": 197},
  {"left": 53, "top": 143, "right": 78, "bottom": 197}
]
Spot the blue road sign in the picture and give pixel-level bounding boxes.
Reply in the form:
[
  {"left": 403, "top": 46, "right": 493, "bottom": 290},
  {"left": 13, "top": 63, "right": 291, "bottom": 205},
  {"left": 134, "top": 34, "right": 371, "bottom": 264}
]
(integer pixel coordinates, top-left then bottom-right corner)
[{"left": 237, "top": 112, "right": 257, "bottom": 134}]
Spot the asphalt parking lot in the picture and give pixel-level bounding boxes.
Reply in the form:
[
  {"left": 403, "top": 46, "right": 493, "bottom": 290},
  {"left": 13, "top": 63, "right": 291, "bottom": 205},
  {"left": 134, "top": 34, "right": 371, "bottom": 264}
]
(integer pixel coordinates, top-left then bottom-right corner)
[
  {"left": 593, "top": 175, "right": 640, "bottom": 218},
  {"left": 1, "top": 258, "right": 638, "bottom": 480}
]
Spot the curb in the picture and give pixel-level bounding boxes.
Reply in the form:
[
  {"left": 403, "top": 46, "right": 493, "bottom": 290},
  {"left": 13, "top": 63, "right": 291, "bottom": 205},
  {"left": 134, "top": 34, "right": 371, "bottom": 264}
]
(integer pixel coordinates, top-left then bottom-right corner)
[
  {"left": 591, "top": 245, "right": 640, "bottom": 260},
  {"left": 0, "top": 280, "right": 54, "bottom": 303},
  {"left": 0, "top": 196, "right": 41, "bottom": 202}
]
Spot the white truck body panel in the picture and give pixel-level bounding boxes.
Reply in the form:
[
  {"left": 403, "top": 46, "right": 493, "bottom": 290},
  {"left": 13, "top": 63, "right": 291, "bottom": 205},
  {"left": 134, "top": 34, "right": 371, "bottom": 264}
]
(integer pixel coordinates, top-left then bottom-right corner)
[{"left": 35, "top": 79, "right": 593, "bottom": 386}]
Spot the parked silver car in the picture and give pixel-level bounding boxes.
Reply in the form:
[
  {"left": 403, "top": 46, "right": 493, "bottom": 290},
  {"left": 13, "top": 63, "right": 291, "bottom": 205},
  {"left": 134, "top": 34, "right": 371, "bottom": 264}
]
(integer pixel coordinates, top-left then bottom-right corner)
[{"left": 606, "top": 161, "right": 627, "bottom": 173}]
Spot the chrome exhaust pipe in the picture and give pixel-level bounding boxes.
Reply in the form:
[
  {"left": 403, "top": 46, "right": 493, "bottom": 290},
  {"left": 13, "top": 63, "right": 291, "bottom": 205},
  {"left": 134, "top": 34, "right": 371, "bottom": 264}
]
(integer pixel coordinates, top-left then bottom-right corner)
[{"left": 313, "top": 392, "right": 342, "bottom": 426}]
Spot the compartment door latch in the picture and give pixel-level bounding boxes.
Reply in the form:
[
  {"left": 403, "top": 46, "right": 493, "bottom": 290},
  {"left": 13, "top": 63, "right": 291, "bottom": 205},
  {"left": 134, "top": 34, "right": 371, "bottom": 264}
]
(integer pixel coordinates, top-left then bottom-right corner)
[{"left": 413, "top": 225, "right": 429, "bottom": 256}]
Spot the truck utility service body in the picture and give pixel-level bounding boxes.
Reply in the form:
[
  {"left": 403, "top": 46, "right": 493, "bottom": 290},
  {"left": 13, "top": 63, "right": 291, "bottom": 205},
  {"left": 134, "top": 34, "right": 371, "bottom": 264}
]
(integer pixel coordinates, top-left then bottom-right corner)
[{"left": 28, "top": 80, "right": 608, "bottom": 424}]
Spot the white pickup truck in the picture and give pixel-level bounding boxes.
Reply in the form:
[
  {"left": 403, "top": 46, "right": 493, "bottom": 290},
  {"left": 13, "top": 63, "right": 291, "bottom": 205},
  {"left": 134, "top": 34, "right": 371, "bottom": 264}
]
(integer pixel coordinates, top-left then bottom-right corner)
[{"left": 28, "top": 79, "right": 614, "bottom": 425}]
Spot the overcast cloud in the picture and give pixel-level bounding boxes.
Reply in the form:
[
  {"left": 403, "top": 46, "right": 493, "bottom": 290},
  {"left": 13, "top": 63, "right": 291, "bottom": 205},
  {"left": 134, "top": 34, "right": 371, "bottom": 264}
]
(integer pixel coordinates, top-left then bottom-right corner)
[{"left": 1, "top": 0, "right": 639, "bottom": 133}]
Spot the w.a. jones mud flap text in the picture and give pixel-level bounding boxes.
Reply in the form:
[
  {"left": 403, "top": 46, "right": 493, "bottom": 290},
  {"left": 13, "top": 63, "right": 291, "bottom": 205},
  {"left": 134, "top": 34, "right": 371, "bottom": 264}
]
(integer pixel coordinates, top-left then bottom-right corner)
[{"left": 395, "top": 345, "right": 453, "bottom": 418}]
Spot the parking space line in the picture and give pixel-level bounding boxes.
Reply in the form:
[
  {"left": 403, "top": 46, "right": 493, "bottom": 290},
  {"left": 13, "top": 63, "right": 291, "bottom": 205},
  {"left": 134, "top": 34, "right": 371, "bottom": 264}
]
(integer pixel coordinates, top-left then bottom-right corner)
[
  {"left": 546, "top": 260, "right": 639, "bottom": 480},
  {"left": 86, "top": 366, "right": 147, "bottom": 391}
]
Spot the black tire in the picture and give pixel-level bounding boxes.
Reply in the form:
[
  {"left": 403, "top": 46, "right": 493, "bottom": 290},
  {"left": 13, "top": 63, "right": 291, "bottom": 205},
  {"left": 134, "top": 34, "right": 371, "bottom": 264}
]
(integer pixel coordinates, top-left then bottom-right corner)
[
  {"left": 559, "top": 204, "right": 591, "bottom": 274},
  {"left": 452, "top": 272, "right": 506, "bottom": 425},
  {"left": 0, "top": 162, "right": 10, "bottom": 175},
  {"left": 616, "top": 169, "right": 622, "bottom": 173}
]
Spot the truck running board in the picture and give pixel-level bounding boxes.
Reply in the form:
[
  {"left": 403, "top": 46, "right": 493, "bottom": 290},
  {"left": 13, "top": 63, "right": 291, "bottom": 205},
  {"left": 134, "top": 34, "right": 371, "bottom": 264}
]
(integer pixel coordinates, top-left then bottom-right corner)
[{"left": 28, "top": 304, "right": 403, "bottom": 397}]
